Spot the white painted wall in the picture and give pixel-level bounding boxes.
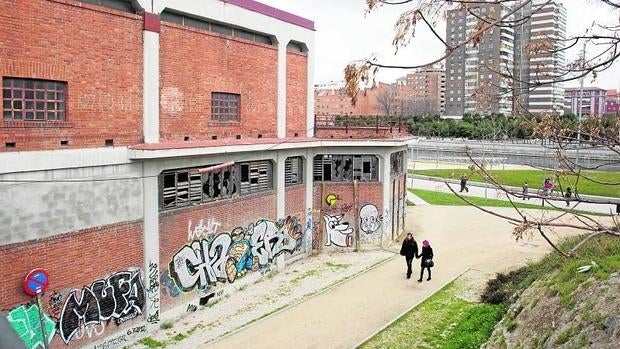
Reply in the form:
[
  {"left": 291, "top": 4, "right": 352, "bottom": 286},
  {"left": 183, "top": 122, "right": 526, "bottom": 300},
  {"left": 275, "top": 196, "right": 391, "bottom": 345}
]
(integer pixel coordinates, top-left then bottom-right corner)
[{"left": 143, "top": 31, "right": 160, "bottom": 143}]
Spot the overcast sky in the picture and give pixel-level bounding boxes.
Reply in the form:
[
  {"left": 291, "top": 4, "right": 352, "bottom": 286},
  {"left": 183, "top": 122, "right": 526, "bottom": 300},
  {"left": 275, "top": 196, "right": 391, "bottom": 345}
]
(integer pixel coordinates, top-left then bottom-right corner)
[{"left": 261, "top": 0, "right": 620, "bottom": 90}]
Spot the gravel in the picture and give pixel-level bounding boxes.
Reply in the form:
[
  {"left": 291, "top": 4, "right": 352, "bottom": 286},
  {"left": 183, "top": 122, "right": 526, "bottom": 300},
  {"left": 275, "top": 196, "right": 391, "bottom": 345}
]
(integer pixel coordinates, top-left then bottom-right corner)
[{"left": 131, "top": 250, "right": 395, "bottom": 348}]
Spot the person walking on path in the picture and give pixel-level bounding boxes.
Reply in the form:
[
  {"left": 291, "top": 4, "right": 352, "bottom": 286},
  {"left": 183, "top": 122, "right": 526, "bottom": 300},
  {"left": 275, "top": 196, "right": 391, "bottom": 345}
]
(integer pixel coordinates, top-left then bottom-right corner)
[
  {"left": 460, "top": 174, "right": 469, "bottom": 193},
  {"left": 522, "top": 181, "right": 529, "bottom": 200},
  {"left": 400, "top": 233, "right": 419, "bottom": 279},
  {"left": 418, "top": 240, "right": 434, "bottom": 282},
  {"left": 565, "top": 187, "right": 572, "bottom": 207}
]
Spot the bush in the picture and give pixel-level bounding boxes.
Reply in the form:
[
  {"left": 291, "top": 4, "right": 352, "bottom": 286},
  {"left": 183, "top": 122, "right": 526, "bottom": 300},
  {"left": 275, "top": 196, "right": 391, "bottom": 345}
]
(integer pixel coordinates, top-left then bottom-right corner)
[{"left": 481, "top": 268, "right": 528, "bottom": 304}]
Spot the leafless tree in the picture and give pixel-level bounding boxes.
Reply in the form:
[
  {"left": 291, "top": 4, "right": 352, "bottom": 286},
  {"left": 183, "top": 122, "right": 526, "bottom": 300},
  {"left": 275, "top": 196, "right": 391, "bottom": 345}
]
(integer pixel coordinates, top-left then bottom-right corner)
[
  {"left": 376, "top": 84, "right": 398, "bottom": 115},
  {"left": 344, "top": 0, "right": 620, "bottom": 255},
  {"left": 409, "top": 99, "right": 435, "bottom": 116}
]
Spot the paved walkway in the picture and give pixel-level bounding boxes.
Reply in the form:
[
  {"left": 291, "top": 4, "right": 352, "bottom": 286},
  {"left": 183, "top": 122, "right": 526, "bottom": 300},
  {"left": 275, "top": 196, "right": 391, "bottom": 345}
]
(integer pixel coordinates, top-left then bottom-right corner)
[
  {"left": 202, "top": 206, "right": 590, "bottom": 349},
  {"left": 409, "top": 176, "right": 619, "bottom": 215}
]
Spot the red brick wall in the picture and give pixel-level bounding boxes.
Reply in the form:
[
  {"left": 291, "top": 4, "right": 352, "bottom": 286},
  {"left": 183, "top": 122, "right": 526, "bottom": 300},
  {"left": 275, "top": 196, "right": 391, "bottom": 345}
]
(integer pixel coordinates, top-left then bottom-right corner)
[
  {"left": 312, "top": 182, "right": 383, "bottom": 250},
  {"left": 158, "top": 191, "right": 277, "bottom": 309},
  {"left": 0, "top": 221, "right": 144, "bottom": 349},
  {"left": 286, "top": 52, "right": 307, "bottom": 137},
  {"left": 314, "top": 127, "right": 409, "bottom": 139},
  {"left": 285, "top": 184, "right": 306, "bottom": 218},
  {"left": 159, "top": 23, "right": 278, "bottom": 141},
  {"left": 0, "top": 0, "right": 143, "bottom": 152}
]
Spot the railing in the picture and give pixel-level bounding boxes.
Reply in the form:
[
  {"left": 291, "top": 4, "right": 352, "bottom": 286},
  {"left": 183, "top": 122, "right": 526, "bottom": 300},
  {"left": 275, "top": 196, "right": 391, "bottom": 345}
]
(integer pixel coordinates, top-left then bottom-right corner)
[{"left": 314, "top": 114, "right": 407, "bottom": 133}]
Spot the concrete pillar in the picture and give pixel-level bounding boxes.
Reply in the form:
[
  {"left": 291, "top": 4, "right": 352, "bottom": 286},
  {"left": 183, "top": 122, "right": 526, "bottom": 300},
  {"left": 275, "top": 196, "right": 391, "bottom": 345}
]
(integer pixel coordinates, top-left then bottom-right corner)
[
  {"left": 277, "top": 38, "right": 289, "bottom": 139},
  {"left": 143, "top": 13, "right": 160, "bottom": 143},
  {"left": 142, "top": 162, "right": 161, "bottom": 327},
  {"left": 275, "top": 152, "right": 286, "bottom": 269},
  {"left": 381, "top": 151, "right": 393, "bottom": 246},
  {"left": 304, "top": 150, "right": 314, "bottom": 253}
]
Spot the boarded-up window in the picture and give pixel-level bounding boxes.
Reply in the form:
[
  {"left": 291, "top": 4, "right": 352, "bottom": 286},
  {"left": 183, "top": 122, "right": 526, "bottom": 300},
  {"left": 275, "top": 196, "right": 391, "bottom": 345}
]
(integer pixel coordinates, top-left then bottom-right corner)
[{"left": 285, "top": 157, "right": 303, "bottom": 186}]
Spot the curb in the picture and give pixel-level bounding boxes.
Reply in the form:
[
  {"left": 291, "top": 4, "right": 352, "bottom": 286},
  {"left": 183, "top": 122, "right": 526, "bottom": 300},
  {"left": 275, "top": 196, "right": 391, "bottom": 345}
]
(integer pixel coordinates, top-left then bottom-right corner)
[
  {"left": 351, "top": 267, "right": 472, "bottom": 349},
  {"left": 202, "top": 252, "right": 399, "bottom": 347}
]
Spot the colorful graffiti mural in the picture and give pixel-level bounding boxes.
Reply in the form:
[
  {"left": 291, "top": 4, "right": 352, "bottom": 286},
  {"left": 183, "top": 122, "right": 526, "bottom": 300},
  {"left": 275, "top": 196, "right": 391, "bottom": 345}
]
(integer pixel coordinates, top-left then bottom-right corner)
[
  {"left": 168, "top": 216, "right": 303, "bottom": 292},
  {"left": 359, "top": 204, "right": 382, "bottom": 235},
  {"left": 58, "top": 270, "right": 145, "bottom": 344},
  {"left": 323, "top": 214, "right": 353, "bottom": 247},
  {"left": 7, "top": 304, "right": 55, "bottom": 349}
]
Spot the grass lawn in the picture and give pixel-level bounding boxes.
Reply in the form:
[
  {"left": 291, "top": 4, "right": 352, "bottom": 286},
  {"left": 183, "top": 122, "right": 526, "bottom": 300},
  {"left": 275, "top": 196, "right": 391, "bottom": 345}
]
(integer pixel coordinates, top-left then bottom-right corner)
[
  {"left": 410, "top": 188, "right": 549, "bottom": 209},
  {"left": 409, "top": 169, "right": 620, "bottom": 198},
  {"left": 360, "top": 282, "right": 505, "bottom": 349}
]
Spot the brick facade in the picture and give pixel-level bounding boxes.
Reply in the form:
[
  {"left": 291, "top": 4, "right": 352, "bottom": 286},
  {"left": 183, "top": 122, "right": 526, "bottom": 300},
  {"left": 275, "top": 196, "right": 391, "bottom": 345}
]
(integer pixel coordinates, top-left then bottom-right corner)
[
  {"left": 158, "top": 191, "right": 277, "bottom": 309},
  {"left": 0, "top": 221, "right": 144, "bottom": 349},
  {"left": 0, "top": 0, "right": 143, "bottom": 151},
  {"left": 286, "top": 52, "right": 308, "bottom": 137},
  {"left": 159, "top": 23, "right": 278, "bottom": 142},
  {"left": 314, "top": 127, "right": 408, "bottom": 139}
]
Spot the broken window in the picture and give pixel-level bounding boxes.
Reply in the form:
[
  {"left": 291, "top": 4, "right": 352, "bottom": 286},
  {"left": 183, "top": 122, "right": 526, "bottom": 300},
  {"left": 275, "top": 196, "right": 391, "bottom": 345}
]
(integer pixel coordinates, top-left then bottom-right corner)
[
  {"left": 391, "top": 151, "right": 406, "bottom": 175},
  {"left": 313, "top": 154, "right": 378, "bottom": 182},
  {"left": 285, "top": 156, "right": 303, "bottom": 186},
  {"left": 159, "top": 160, "right": 270, "bottom": 210}
]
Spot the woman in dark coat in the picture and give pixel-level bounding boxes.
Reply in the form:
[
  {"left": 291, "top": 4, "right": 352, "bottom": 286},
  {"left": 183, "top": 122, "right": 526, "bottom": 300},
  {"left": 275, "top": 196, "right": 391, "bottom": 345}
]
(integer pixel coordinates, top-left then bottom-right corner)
[
  {"left": 400, "top": 233, "right": 419, "bottom": 279},
  {"left": 418, "top": 240, "right": 434, "bottom": 282}
]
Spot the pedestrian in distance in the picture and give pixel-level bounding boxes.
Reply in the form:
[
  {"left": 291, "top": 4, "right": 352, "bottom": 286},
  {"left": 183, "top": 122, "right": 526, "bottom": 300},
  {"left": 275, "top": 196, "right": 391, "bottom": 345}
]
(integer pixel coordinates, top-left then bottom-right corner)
[
  {"left": 616, "top": 203, "right": 620, "bottom": 216},
  {"left": 565, "top": 187, "right": 572, "bottom": 207},
  {"left": 418, "top": 240, "right": 434, "bottom": 282},
  {"left": 400, "top": 233, "right": 419, "bottom": 279},
  {"left": 460, "top": 174, "right": 469, "bottom": 193},
  {"left": 522, "top": 181, "right": 529, "bottom": 200}
]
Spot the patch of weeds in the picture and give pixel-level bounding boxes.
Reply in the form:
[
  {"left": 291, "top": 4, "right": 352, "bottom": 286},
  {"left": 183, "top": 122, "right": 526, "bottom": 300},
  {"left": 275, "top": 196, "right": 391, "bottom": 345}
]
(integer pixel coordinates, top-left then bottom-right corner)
[
  {"left": 530, "top": 297, "right": 540, "bottom": 309},
  {"left": 406, "top": 199, "right": 415, "bottom": 206},
  {"left": 206, "top": 299, "right": 220, "bottom": 308},
  {"left": 324, "top": 261, "right": 351, "bottom": 269},
  {"left": 442, "top": 303, "right": 506, "bottom": 349},
  {"left": 291, "top": 269, "right": 320, "bottom": 284},
  {"left": 594, "top": 313, "right": 607, "bottom": 330},
  {"left": 575, "top": 334, "right": 588, "bottom": 348},
  {"left": 481, "top": 267, "right": 528, "bottom": 304},
  {"left": 505, "top": 318, "right": 518, "bottom": 332},
  {"left": 159, "top": 321, "right": 173, "bottom": 330},
  {"left": 238, "top": 284, "right": 248, "bottom": 291},
  {"left": 554, "top": 326, "right": 578, "bottom": 345},
  {"left": 186, "top": 324, "right": 202, "bottom": 335},
  {"left": 171, "top": 333, "right": 187, "bottom": 342},
  {"left": 138, "top": 337, "right": 166, "bottom": 348}
]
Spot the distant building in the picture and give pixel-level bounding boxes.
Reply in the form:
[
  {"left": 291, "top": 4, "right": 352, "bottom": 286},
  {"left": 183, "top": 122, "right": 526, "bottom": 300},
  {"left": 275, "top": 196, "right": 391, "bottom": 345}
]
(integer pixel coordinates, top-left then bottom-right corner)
[
  {"left": 314, "top": 83, "right": 417, "bottom": 116},
  {"left": 396, "top": 65, "right": 446, "bottom": 116},
  {"left": 605, "top": 89, "right": 619, "bottom": 116},
  {"left": 564, "top": 87, "right": 607, "bottom": 116}
]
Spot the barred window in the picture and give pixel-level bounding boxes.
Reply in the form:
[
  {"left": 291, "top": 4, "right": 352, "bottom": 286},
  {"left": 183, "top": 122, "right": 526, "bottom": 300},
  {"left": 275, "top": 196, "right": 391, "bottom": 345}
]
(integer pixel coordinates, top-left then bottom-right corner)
[
  {"left": 285, "top": 157, "right": 303, "bottom": 186},
  {"left": 2, "top": 78, "right": 67, "bottom": 121},
  {"left": 390, "top": 151, "right": 406, "bottom": 175},
  {"left": 211, "top": 92, "right": 240, "bottom": 122},
  {"left": 313, "top": 155, "right": 378, "bottom": 182},
  {"left": 160, "top": 160, "right": 271, "bottom": 210}
]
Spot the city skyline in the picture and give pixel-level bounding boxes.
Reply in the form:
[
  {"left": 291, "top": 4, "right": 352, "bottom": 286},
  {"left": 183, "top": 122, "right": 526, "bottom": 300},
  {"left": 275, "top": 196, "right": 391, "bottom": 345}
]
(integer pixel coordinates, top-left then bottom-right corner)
[{"left": 261, "top": 0, "right": 620, "bottom": 90}]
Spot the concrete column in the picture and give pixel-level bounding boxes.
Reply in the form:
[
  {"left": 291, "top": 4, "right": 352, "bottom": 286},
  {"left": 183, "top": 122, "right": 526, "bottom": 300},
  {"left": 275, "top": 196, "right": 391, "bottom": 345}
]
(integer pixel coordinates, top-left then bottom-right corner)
[
  {"left": 381, "top": 151, "right": 393, "bottom": 247},
  {"left": 305, "top": 41, "right": 316, "bottom": 138},
  {"left": 304, "top": 150, "right": 314, "bottom": 253},
  {"left": 143, "top": 13, "right": 160, "bottom": 143},
  {"left": 277, "top": 38, "right": 289, "bottom": 139},
  {"left": 142, "top": 162, "right": 161, "bottom": 327},
  {"left": 275, "top": 152, "right": 286, "bottom": 268}
]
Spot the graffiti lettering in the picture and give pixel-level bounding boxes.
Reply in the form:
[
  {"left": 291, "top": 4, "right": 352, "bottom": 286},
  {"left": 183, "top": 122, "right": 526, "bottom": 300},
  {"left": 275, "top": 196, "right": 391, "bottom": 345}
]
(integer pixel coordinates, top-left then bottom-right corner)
[
  {"left": 147, "top": 310, "right": 159, "bottom": 324},
  {"left": 359, "top": 204, "right": 382, "bottom": 235},
  {"left": 74, "top": 323, "right": 106, "bottom": 340},
  {"left": 93, "top": 334, "right": 128, "bottom": 349},
  {"left": 169, "top": 216, "right": 303, "bottom": 292},
  {"left": 324, "top": 214, "right": 353, "bottom": 247},
  {"left": 47, "top": 290, "right": 64, "bottom": 319},
  {"left": 58, "top": 270, "right": 145, "bottom": 344},
  {"left": 147, "top": 261, "right": 160, "bottom": 324},
  {"left": 160, "top": 269, "right": 181, "bottom": 298},
  {"left": 187, "top": 218, "right": 222, "bottom": 241},
  {"left": 126, "top": 325, "right": 147, "bottom": 336},
  {"left": 187, "top": 304, "right": 198, "bottom": 312},
  {"left": 7, "top": 304, "right": 56, "bottom": 349}
]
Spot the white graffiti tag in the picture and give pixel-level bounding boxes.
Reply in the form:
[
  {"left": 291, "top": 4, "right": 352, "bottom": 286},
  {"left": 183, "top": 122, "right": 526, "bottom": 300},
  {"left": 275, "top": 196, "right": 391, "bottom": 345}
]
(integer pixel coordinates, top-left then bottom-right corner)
[
  {"left": 187, "top": 218, "right": 222, "bottom": 241},
  {"left": 324, "top": 215, "right": 353, "bottom": 247}
]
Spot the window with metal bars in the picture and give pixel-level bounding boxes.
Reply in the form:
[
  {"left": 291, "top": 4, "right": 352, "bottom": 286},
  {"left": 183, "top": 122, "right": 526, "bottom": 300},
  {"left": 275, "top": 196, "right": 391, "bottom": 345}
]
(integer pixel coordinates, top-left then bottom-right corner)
[
  {"left": 313, "top": 155, "right": 379, "bottom": 182},
  {"left": 2, "top": 78, "right": 67, "bottom": 122},
  {"left": 211, "top": 92, "right": 240, "bottom": 122},
  {"left": 160, "top": 160, "right": 272, "bottom": 210},
  {"left": 81, "top": 0, "right": 135, "bottom": 13},
  {"left": 285, "top": 157, "right": 303, "bottom": 186}
]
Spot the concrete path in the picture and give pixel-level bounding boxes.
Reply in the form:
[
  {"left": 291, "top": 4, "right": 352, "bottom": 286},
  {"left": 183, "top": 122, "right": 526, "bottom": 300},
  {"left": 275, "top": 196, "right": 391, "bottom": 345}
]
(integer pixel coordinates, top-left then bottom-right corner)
[
  {"left": 203, "top": 206, "right": 586, "bottom": 349},
  {"left": 406, "top": 189, "right": 429, "bottom": 206},
  {"left": 409, "top": 176, "right": 619, "bottom": 215}
]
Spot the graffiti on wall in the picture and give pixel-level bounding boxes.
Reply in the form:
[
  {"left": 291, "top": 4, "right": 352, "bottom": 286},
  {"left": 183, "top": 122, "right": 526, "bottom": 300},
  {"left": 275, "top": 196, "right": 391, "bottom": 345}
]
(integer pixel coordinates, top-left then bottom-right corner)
[
  {"left": 187, "top": 218, "right": 222, "bottom": 241},
  {"left": 7, "top": 304, "right": 56, "bottom": 349},
  {"left": 58, "top": 270, "right": 145, "bottom": 344},
  {"left": 160, "top": 269, "right": 181, "bottom": 298},
  {"left": 146, "top": 262, "right": 160, "bottom": 324},
  {"left": 169, "top": 216, "right": 303, "bottom": 292},
  {"left": 359, "top": 204, "right": 382, "bottom": 235},
  {"left": 323, "top": 214, "right": 353, "bottom": 247}
]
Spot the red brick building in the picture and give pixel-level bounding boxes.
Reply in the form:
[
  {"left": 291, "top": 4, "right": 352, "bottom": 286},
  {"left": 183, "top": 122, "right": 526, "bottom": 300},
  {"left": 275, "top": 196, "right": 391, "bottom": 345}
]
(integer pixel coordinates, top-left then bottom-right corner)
[{"left": 0, "top": 1, "right": 412, "bottom": 348}]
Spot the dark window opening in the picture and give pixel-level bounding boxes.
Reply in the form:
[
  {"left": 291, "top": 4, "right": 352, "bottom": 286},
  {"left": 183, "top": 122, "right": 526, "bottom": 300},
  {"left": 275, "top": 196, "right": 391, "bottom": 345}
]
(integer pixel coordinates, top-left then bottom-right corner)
[
  {"left": 314, "top": 154, "right": 379, "bottom": 182},
  {"left": 81, "top": 0, "right": 135, "bottom": 13}
]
